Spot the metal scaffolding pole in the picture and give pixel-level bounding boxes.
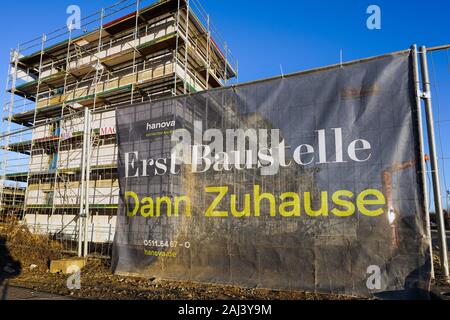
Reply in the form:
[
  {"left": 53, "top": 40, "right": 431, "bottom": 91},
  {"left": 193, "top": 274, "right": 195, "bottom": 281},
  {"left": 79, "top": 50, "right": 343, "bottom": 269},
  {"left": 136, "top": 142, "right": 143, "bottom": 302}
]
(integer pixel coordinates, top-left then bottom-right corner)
[
  {"left": 411, "top": 45, "right": 434, "bottom": 279},
  {"left": 206, "top": 14, "right": 210, "bottom": 89},
  {"left": 419, "top": 45, "right": 450, "bottom": 281},
  {"left": 51, "top": 27, "right": 73, "bottom": 218},
  {"left": 183, "top": 0, "right": 190, "bottom": 94},
  {"left": 78, "top": 107, "right": 89, "bottom": 257},
  {"left": 26, "top": 34, "right": 47, "bottom": 233},
  {"left": 224, "top": 42, "right": 228, "bottom": 86},
  {"left": 1, "top": 49, "right": 19, "bottom": 180},
  {"left": 83, "top": 110, "right": 92, "bottom": 257},
  {"left": 130, "top": 1, "right": 140, "bottom": 104},
  {"left": 173, "top": 0, "right": 181, "bottom": 96}
]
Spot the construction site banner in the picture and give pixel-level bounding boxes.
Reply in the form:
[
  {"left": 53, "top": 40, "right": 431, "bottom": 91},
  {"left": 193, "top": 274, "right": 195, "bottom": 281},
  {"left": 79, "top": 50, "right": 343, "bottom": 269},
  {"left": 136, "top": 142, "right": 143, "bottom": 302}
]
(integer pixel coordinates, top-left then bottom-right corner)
[{"left": 112, "top": 51, "right": 431, "bottom": 297}]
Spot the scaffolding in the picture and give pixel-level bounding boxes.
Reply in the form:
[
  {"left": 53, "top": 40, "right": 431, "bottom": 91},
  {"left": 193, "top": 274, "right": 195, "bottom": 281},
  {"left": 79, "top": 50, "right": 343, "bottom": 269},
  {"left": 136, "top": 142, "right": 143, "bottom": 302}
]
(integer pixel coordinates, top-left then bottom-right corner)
[{"left": 0, "top": 0, "right": 237, "bottom": 257}]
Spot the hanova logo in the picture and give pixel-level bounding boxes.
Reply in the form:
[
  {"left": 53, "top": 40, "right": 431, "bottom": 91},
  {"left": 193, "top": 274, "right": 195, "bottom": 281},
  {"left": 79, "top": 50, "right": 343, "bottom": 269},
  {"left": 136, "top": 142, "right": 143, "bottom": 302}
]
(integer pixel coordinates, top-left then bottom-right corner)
[{"left": 146, "top": 120, "right": 176, "bottom": 131}]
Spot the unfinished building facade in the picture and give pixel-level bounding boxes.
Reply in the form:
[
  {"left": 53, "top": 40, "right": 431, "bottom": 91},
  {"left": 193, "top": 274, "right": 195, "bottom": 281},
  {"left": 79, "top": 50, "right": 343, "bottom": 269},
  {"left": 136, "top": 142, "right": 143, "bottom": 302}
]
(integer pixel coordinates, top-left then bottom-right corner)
[{"left": 0, "top": 0, "right": 237, "bottom": 249}]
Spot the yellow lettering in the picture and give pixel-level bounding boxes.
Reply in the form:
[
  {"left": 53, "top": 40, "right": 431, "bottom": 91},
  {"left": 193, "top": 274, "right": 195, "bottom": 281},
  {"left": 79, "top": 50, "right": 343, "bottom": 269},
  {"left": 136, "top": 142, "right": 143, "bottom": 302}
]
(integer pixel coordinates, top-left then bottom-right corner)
[
  {"left": 304, "top": 191, "right": 328, "bottom": 217},
  {"left": 357, "top": 189, "right": 386, "bottom": 217},
  {"left": 140, "top": 197, "right": 154, "bottom": 217},
  {"left": 254, "top": 185, "right": 276, "bottom": 217},
  {"left": 331, "top": 190, "right": 355, "bottom": 217},
  {"left": 156, "top": 196, "right": 172, "bottom": 217},
  {"left": 279, "top": 192, "right": 301, "bottom": 217},
  {"left": 174, "top": 196, "right": 191, "bottom": 217},
  {"left": 205, "top": 186, "right": 229, "bottom": 217},
  {"left": 125, "top": 191, "right": 139, "bottom": 217},
  {"left": 231, "top": 194, "right": 251, "bottom": 217}
]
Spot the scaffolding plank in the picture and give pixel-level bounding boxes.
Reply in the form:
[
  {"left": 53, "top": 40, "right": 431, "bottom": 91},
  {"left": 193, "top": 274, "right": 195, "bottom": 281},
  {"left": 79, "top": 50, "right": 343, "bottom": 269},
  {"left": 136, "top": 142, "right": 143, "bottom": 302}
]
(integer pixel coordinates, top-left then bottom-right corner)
[
  {"left": 136, "top": 32, "right": 179, "bottom": 57},
  {"left": 140, "top": 0, "right": 184, "bottom": 22},
  {"left": 0, "top": 140, "right": 31, "bottom": 155}
]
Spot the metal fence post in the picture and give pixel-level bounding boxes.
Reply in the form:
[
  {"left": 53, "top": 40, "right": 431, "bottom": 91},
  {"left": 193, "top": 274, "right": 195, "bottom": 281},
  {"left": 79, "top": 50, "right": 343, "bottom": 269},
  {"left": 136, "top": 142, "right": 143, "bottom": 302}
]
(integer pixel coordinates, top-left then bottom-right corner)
[
  {"left": 411, "top": 45, "right": 434, "bottom": 279},
  {"left": 419, "top": 45, "right": 450, "bottom": 281}
]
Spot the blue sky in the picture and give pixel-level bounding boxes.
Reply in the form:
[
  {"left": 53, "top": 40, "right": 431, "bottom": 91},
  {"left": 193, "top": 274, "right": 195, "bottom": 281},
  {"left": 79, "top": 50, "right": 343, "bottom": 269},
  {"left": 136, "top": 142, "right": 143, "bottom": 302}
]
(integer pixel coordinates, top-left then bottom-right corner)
[{"left": 0, "top": 0, "right": 449, "bottom": 210}]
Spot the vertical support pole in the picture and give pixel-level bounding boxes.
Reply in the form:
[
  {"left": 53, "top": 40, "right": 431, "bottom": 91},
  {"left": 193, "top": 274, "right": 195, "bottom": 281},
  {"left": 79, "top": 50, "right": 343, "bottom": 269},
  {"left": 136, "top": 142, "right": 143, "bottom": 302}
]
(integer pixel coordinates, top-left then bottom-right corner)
[
  {"left": 0, "top": 50, "right": 15, "bottom": 219},
  {"left": 1, "top": 48, "right": 20, "bottom": 193},
  {"left": 131, "top": 1, "right": 140, "bottom": 104},
  {"left": 51, "top": 27, "right": 73, "bottom": 218},
  {"left": 32, "top": 34, "right": 47, "bottom": 126},
  {"left": 173, "top": 0, "right": 181, "bottom": 96},
  {"left": 412, "top": 45, "right": 434, "bottom": 279},
  {"left": 83, "top": 110, "right": 91, "bottom": 257},
  {"left": 206, "top": 14, "right": 210, "bottom": 89},
  {"left": 3, "top": 49, "right": 19, "bottom": 149},
  {"left": 224, "top": 42, "right": 228, "bottom": 85},
  {"left": 93, "top": 8, "right": 105, "bottom": 111},
  {"left": 78, "top": 107, "right": 89, "bottom": 257},
  {"left": 184, "top": 0, "right": 190, "bottom": 94},
  {"left": 26, "top": 34, "right": 46, "bottom": 233},
  {"left": 419, "top": 45, "right": 450, "bottom": 281}
]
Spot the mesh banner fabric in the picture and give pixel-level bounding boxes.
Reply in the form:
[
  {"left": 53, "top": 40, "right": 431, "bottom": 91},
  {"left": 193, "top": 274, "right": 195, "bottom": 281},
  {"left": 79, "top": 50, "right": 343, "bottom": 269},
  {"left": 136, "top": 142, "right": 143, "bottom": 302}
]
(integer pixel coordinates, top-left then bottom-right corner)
[{"left": 112, "top": 52, "right": 431, "bottom": 297}]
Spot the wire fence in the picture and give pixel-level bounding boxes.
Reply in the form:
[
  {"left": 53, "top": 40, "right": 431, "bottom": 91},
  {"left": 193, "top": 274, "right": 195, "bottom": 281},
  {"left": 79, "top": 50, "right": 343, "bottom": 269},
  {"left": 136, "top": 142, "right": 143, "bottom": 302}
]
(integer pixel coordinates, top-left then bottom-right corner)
[
  {"left": 0, "top": 1, "right": 448, "bottom": 269},
  {"left": 1, "top": 51, "right": 449, "bottom": 264}
]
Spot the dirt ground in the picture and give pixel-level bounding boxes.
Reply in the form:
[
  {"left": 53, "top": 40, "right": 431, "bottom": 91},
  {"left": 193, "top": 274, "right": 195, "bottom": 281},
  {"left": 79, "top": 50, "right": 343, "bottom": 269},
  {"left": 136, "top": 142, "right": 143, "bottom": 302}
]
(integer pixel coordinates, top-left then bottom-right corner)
[
  {"left": 0, "top": 220, "right": 355, "bottom": 300},
  {"left": 1, "top": 220, "right": 448, "bottom": 300},
  {"left": 7, "top": 259, "right": 356, "bottom": 300}
]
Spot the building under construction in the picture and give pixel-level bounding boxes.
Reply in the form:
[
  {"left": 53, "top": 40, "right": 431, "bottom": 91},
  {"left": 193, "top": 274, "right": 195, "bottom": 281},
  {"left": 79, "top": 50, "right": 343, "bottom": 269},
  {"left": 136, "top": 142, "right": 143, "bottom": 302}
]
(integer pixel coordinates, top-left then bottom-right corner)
[{"left": 0, "top": 0, "right": 237, "bottom": 247}]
